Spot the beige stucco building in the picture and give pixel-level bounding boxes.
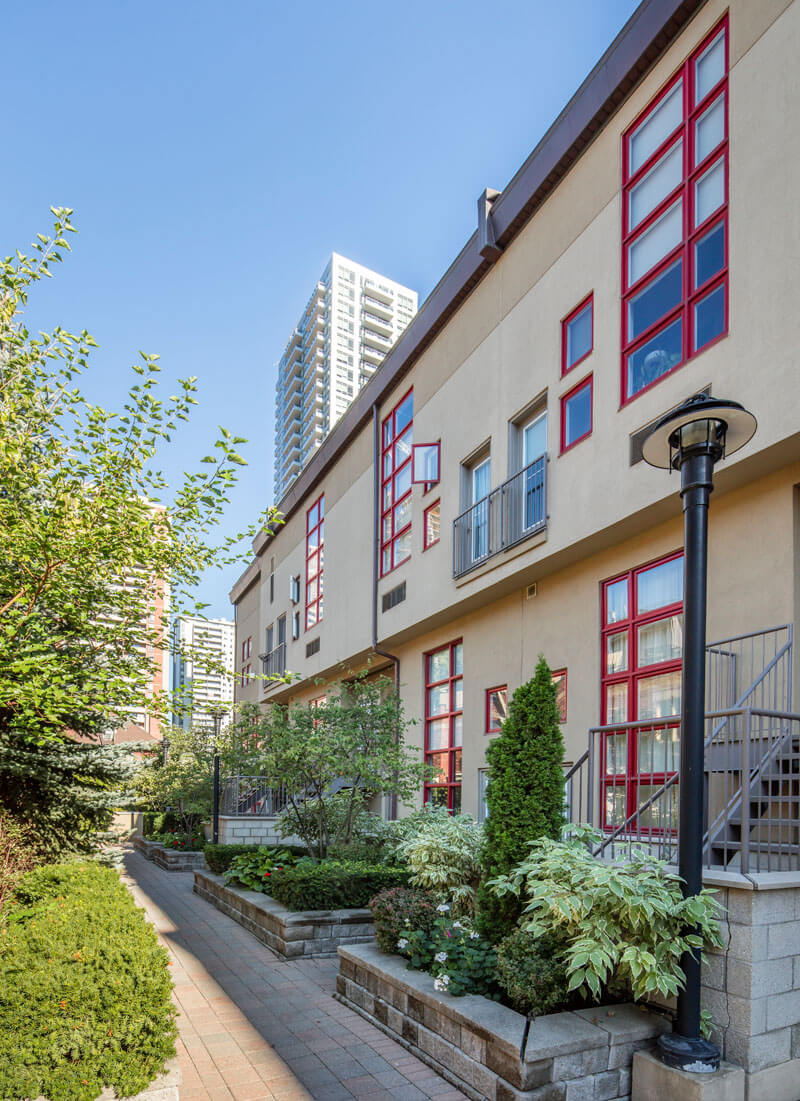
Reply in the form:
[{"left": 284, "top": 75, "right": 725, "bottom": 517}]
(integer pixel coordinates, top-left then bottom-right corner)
[{"left": 232, "top": 0, "right": 799, "bottom": 827}]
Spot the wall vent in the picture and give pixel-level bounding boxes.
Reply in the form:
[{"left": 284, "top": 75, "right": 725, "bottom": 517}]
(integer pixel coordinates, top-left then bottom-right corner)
[
  {"left": 526, "top": 583, "right": 538, "bottom": 599},
  {"left": 306, "top": 637, "right": 320, "bottom": 658},
  {"left": 382, "top": 581, "right": 407, "bottom": 612}
]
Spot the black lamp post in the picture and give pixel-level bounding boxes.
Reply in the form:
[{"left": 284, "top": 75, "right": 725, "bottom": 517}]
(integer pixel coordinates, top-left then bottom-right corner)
[
  {"left": 642, "top": 393, "right": 756, "bottom": 1072},
  {"left": 212, "top": 709, "right": 222, "bottom": 846}
]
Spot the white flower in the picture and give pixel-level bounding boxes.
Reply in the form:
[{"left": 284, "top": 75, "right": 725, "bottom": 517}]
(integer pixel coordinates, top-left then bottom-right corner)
[
  {"left": 469, "top": 931, "right": 480, "bottom": 940},
  {"left": 397, "top": 938, "right": 409, "bottom": 950},
  {"left": 436, "top": 903, "right": 450, "bottom": 913},
  {"left": 433, "top": 974, "right": 451, "bottom": 992},
  {"left": 434, "top": 951, "right": 448, "bottom": 963},
  {"left": 452, "top": 921, "right": 464, "bottom": 929}
]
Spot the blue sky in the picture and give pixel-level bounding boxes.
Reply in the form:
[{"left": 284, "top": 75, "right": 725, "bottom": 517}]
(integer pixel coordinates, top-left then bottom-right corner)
[{"left": 3, "top": 0, "right": 638, "bottom": 618}]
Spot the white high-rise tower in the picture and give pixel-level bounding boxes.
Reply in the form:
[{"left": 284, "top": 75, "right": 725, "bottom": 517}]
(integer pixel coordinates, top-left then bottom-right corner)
[
  {"left": 171, "top": 615, "right": 235, "bottom": 731},
  {"left": 273, "top": 253, "right": 418, "bottom": 502}
]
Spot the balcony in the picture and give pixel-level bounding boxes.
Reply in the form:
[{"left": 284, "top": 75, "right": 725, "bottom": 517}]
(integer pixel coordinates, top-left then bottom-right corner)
[
  {"left": 260, "top": 643, "right": 286, "bottom": 680},
  {"left": 452, "top": 455, "right": 546, "bottom": 578}
]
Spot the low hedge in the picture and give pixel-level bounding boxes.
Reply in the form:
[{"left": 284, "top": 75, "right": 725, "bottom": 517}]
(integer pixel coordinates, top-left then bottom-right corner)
[
  {"left": 0, "top": 862, "right": 177, "bottom": 1101},
  {"left": 266, "top": 860, "right": 409, "bottom": 911},
  {"left": 204, "top": 841, "right": 307, "bottom": 874},
  {"left": 142, "top": 810, "right": 180, "bottom": 838}
]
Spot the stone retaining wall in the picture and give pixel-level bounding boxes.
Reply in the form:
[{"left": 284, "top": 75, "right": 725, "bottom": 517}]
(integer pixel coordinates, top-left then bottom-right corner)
[
  {"left": 193, "top": 869, "right": 374, "bottom": 959},
  {"left": 337, "top": 942, "right": 669, "bottom": 1101},
  {"left": 132, "top": 836, "right": 207, "bottom": 872}
]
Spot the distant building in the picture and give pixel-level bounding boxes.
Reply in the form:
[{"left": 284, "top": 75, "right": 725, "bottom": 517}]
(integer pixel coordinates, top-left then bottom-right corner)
[
  {"left": 171, "top": 614, "right": 235, "bottom": 731},
  {"left": 273, "top": 253, "right": 418, "bottom": 502}
]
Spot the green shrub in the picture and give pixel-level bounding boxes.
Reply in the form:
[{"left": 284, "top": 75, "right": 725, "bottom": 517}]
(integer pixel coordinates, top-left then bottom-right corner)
[
  {"left": 478, "top": 657, "right": 565, "bottom": 943},
  {"left": 495, "top": 930, "right": 569, "bottom": 1016},
  {"left": 399, "top": 907, "right": 499, "bottom": 998},
  {"left": 369, "top": 887, "right": 439, "bottom": 955},
  {"left": 1, "top": 862, "right": 177, "bottom": 1101},
  {"left": 390, "top": 809, "right": 483, "bottom": 917},
  {"left": 150, "top": 830, "right": 205, "bottom": 851},
  {"left": 489, "top": 828, "right": 725, "bottom": 1002},
  {"left": 267, "top": 860, "right": 409, "bottom": 911},
  {"left": 0, "top": 811, "right": 37, "bottom": 916},
  {"left": 223, "top": 847, "right": 298, "bottom": 891},
  {"left": 142, "top": 811, "right": 180, "bottom": 838}
]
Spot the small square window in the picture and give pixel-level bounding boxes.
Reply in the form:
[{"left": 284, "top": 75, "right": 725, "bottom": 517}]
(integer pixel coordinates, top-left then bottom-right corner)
[
  {"left": 423, "top": 500, "right": 440, "bottom": 550},
  {"left": 562, "top": 294, "right": 593, "bottom": 375},
  {"left": 560, "top": 375, "right": 593, "bottom": 453},
  {"left": 292, "top": 611, "right": 300, "bottom": 640},
  {"left": 486, "top": 686, "right": 508, "bottom": 733},
  {"left": 552, "top": 669, "right": 567, "bottom": 723},
  {"left": 412, "top": 442, "right": 440, "bottom": 485}
]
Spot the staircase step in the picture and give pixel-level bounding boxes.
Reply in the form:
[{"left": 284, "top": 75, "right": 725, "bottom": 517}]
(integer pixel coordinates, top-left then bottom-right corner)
[{"left": 710, "top": 840, "right": 800, "bottom": 854}]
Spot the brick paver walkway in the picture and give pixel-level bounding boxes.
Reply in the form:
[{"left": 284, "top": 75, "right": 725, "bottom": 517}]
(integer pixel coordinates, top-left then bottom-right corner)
[{"left": 121, "top": 850, "right": 468, "bottom": 1101}]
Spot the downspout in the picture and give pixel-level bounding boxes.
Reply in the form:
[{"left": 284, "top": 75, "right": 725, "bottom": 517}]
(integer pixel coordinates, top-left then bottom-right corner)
[{"left": 372, "top": 403, "right": 401, "bottom": 819}]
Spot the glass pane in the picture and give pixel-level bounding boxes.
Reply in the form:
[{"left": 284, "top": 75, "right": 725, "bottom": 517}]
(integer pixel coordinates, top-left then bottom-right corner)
[
  {"left": 428, "top": 684, "right": 450, "bottom": 717},
  {"left": 394, "top": 428, "right": 412, "bottom": 466},
  {"left": 639, "top": 726, "right": 680, "bottom": 774},
  {"left": 606, "top": 683, "right": 628, "bottom": 725},
  {"left": 694, "top": 284, "right": 725, "bottom": 351},
  {"left": 383, "top": 419, "right": 392, "bottom": 447},
  {"left": 694, "top": 94, "right": 724, "bottom": 166},
  {"left": 427, "top": 717, "right": 449, "bottom": 750},
  {"left": 552, "top": 672, "right": 567, "bottom": 723},
  {"left": 472, "top": 459, "right": 491, "bottom": 502},
  {"left": 523, "top": 414, "right": 547, "bottom": 464},
  {"left": 629, "top": 140, "right": 683, "bottom": 230},
  {"left": 393, "top": 528, "right": 411, "bottom": 565},
  {"left": 382, "top": 482, "right": 392, "bottom": 510},
  {"left": 695, "top": 30, "right": 725, "bottom": 104},
  {"left": 318, "top": 594, "right": 323, "bottom": 619},
  {"left": 605, "top": 785, "right": 627, "bottom": 826},
  {"left": 606, "top": 732, "right": 628, "bottom": 775},
  {"left": 308, "top": 503, "right": 319, "bottom": 529},
  {"left": 606, "top": 579, "right": 628, "bottom": 624},
  {"left": 453, "top": 748, "right": 463, "bottom": 783},
  {"left": 627, "top": 317, "right": 682, "bottom": 397},
  {"left": 382, "top": 513, "right": 392, "bottom": 543},
  {"left": 453, "top": 644, "right": 463, "bottom": 676},
  {"left": 307, "top": 604, "right": 317, "bottom": 628},
  {"left": 382, "top": 450, "right": 392, "bottom": 479},
  {"left": 488, "top": 688, "right": 507, "bottom": 729},
  {"left": 694, "top": 221, "right": 725, "bottom": 289},
  {"left": 638, "top": 671, "right": 681, "bottom": 719},
  {"left": 638, "top": 557, "right": 683, "bottom": 613},
  {"left": 414, "top": 443, "right": 439, "bottom": 483},
  {"left": 627, "top": 259, "right": 682, "bottom": 343},
  {"left": 427, "top": 786, "right": 448, "bottom": 808},
  {"left": 308, "top": 551, "right": 319, "bottom": 579},
  {"left": 694, "top": 156, "right": 725, "bottom": 227},
  {"left": 564, "top": 383, "right": 591, "bottom": 447},
  {"left": 451, "top": 786, "right": 462, "bottom": 814},
  {"left": 453, "top": 714, "right": 463, "bottom": 747},
  {"left": 382, "top": 546, "right": 391, "bottom": 574},
  {"left": 429, "top": 648, "right": 450, "bottom": 682},
  {"left": 453, "top": 678, "right": 463, "bottom": 710},
  {"left": 628, "top": 199, "right": 682, "bottom": 286},
  {"left": 394, "top": 464, "right": 411, "bottom": 499},
  {"left": 429, "top": 752, "right": 449, "bottom": 784},
  {"left": 629, "top": 80, "right": 683, "bottom": 175},
  {"left": 638, "top": 615, "right": 683, "bottom": 666},
  {"left": 318, "top": 496, "right": 324, "bottom": 518},
  {"left": 395, "top": 392, "right": 413, "bottom": 435},
  {"left": 307, "top": 577, "right": 318, "bottom": 603},
  {"left": 425, "top": 504, "right": 440, "bottom": 546},
  {"left": 393, "top": 496, "right": 411, "bottom": 533},
  {"left": 638, "top": 782, "right": 679, "bottom": 832},
  {"left": 606, "top": 631, "right": 629, "bottom": 675},
  {"left": 566, "top": 302, "right": 592, "bottom": 367}
]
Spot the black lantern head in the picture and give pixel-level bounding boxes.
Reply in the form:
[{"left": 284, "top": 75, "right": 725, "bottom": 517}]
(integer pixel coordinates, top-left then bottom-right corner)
[{"left": 641, "top": 393, "right": 757, "bottom": 471}]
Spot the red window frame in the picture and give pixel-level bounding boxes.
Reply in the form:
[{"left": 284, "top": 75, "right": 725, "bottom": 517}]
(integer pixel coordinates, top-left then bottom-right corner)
[
  {"left": 551, "top": 669, "right": 567, "bottom": 723},
  {"left": 424, "top": 640, "right": 463, "bottom": 812},
  {"left": 380, "top": 389, "right": 413, "bottom": 577},
  {"left": 305, "top": 493, "right": 324, "bottom": 631},
  {"left": 621, "top": 17, "right": 729, "bottom": 405},
  {"left": 485, "top": 685, "right": 507, "bottom": 734},
  {"left": 423, "top": 499, "right": 440, "bottom": 551},
  {"left": 241, "top": 637, "right": 252, "bottom": 663},
  {"left": 561, "top": 294, "right": 593, "bottom": 376},
  {"left": 600, "top": 551, "right": 684, "bottom": 833},
  {"left": 560, "top": 373, "right": 593, "bottom": 454}
]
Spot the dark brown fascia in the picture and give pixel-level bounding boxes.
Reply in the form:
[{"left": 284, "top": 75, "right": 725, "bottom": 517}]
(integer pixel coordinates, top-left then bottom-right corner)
[{"left": 231, "top": 0, "right": 707, "bottom": 604}]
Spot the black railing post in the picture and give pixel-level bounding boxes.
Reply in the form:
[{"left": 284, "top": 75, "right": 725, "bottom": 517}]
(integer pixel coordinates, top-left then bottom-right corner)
[{"left": 212, "top": 753, "right": 220, "bottom": 845}]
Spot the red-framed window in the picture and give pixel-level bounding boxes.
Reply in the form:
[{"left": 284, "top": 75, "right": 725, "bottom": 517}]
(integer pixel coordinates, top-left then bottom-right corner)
[
  {"left": 241, "top": 663, "right": 252, "bottom": 686},
  {"left": 600, "top": 551, "right": 684, "bottom": 832},
  {"left": 562, "top": 294, "right": 593, "bottom": 376},
  {"left": 380, "top": 389, "right": 413, "bottom": 576},
  {"left": 552, "top": 669, "right": 567, "bottom": 723},
  {"left": 306, "top": 494, "right": 324, "bottom": 630},
  {"left": 485, "top": 686, "right": 507, "bottom": 734},
  {"left": 241, "top": 637, "right": 252, "bottom": 663},
  {"left": 621, "top": 17, "right": 729, "bottom": 404},
  {"left": 560, "top": 374, "right": 593, "bottom": 453},
  {"left": 424, "top": 640, "right": 463, "bottom": 812},
  {"left": 423, "top": 500, "right": 440, "bottom": 550}
]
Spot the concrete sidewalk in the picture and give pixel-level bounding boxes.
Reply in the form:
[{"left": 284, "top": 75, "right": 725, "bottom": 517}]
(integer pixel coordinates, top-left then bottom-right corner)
[{"left": 121, "top": 850, "right": 467, "bottom": 1101}]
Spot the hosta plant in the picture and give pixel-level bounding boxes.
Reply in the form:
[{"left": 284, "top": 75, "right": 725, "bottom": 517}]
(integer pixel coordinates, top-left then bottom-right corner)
[
  {"left": 390, "top": 809, "right": 484, "bottom": 917},
  {"left": 223, "top": 847, "right": 299, "bottom": 891},
  {"left": 398, "top": 905, "right": 499, "bottom": 998},
  {"left": 489, "top": 826, "right": 725, "bottom": 1002}
]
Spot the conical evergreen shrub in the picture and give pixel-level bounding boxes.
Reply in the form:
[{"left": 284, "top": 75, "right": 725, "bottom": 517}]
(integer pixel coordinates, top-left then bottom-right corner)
[{"left": 477, "top": 655, "right": 565, "bottom": 944}]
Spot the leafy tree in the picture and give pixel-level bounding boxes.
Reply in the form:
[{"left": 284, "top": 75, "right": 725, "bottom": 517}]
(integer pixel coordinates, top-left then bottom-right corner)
[
  {"left": 255, "top": 674, "right": 431, "bottom": 861},
  {"left": 477, "top": 656, "right": 565, "bottom": 943},
  {"left": 0, "top": 210, "right": 279, "bottom": 852}
]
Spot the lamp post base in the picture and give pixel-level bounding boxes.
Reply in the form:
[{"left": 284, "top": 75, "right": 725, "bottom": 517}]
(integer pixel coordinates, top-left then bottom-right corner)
[{"left": 657, "top": 1032, "right": 721, "bottom": 1072}]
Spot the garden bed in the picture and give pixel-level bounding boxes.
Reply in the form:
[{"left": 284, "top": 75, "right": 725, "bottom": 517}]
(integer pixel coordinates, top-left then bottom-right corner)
[
  {"left": 336, "top": 942, "right": 670, "bottom": 1101},
  {"left": 193, "top": 869, "right": 374, "bottom": 958},
  {"left": 133, "top": 836, "right": 207, "bottom": 872}
]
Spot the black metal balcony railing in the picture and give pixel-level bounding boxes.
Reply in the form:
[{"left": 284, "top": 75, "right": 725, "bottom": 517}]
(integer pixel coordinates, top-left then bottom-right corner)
[
  {"left": 221, "top": 776, "right": 289, "bottom": 817},
  {"left": 260, "top": 643, "right": 286, "bottom": 680},
  {"left": 452, "top": 455, "right": 546, "bottom": 578}
]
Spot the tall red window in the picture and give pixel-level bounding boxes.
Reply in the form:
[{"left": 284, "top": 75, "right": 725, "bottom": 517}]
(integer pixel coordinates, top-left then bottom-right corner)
[
  {"left": 621, "top": 17, "right": 728, "bottom": 403},
  {"left": 306, "top": 494, "right": 324, "bottom": 630},
  {"left": 424, "top": 640, "right": 463, "bottom": 812},
  {"left": 601, "top": 552, "right": 684, "bottom": 831},
  {"left": 562, "top": 294, "right": 593, "bottom": 376},
  {"left": 380, "top": 389, "right": 413, "bottom": 576}
]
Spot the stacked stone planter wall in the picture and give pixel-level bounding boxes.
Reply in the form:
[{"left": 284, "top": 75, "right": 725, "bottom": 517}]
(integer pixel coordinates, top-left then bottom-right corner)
[
  {"left": 132, "top": 835, "right": 207, "bottom": 872},
  {"left": 337, "top": 943, "right": 669, "bottom": 1101},
  {"left": 193, "top": 870, "right": 374, "bottom": 959}
]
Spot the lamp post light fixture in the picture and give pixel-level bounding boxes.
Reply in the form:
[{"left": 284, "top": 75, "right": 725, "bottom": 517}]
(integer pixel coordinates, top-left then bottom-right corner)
[{"left": 642, "top": 393, "right": 756, "bottom": 1073}]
